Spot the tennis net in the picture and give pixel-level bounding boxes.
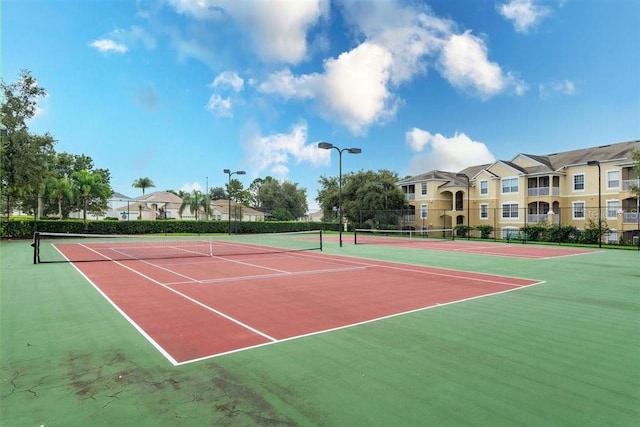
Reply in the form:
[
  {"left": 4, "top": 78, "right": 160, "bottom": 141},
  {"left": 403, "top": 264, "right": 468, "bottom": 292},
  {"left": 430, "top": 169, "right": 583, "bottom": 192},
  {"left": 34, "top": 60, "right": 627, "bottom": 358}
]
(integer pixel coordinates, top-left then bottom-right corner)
[
  {"left": 33, "top": 230, "right": 323, "bottom": 264},
  {"left": 354, "top": 228, "right": 454, "bottom": 245}
]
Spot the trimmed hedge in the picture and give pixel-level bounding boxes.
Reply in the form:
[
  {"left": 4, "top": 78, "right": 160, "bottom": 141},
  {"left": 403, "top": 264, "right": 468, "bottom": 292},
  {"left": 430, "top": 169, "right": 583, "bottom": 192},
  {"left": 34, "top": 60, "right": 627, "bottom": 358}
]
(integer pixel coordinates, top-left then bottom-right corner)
[{"left": 1, "top": 219, "right": 339, "bottom": 239}]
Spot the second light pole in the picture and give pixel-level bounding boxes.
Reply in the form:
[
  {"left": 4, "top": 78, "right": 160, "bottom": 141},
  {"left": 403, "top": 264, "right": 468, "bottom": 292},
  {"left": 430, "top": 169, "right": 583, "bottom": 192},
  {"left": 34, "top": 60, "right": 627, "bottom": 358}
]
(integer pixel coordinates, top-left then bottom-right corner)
[
  {"left": 223, "top": 168, "right": 246, "bottom": 235},
  {"left": 318, "top": 142, "right": 362, "bottom": 247}
]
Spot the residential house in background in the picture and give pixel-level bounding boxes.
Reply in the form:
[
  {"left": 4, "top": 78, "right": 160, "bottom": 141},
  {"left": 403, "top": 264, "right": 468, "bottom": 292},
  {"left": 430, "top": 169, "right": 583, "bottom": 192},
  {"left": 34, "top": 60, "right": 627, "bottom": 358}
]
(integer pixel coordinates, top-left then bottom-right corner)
[
  {"left": 397, "top": 140, "right": 640, "bottom": 244},
  {"left": 113, "top": 192, "right": 266, "bottom": 222}
]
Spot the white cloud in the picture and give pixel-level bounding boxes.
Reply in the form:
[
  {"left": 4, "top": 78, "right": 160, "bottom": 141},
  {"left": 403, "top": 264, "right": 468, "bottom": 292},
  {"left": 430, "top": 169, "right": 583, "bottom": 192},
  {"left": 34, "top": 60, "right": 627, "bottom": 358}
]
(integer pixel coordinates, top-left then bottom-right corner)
[
  {"left": 244, "top": 122, "right": 328, "bottom": 178},
  {"left": 257, "top": 68, "right": 318, "bottom": 99},
  {"left": 318, "top": 42, "right": 397, "bottom": 134},
  {"left": 539, "top": 79, "right": 576, "bottom": 98},
  {"left": 437, "top": 31, "right": 519, "bottom": 99},
  {"left": 254, "top": 1, "right": 525, "bottom": 134},
  {"left": 405, "top": 129, "right": 495, "bottom": 174},
  {"left": 210, "top": 71, "right": 244, "bottom": 92},
  {"left": 90, "top": 26, "right": 155, "bottom": 56},
  {"left": 90, "top": 39, "right": 128, "bottom": 54},
  {"left": 258, "top": 43, "right": 397, "bottom": 135},
  {"left": 205, "top": 94, "right": 233, "bottom": 117},
  {"left": 166, "top": 0, "right": 328, "bottom": 64},
  {"left": 180, "top": 182, "right": 202, "bottom": 193},
  {"left": 406, "top": 127, "right": 431, "bottom": 152},
  {"left": 206, "top": 72, "right": 245, "bottom": 117},
  {"left": 497, "top": 0, "right": 551, "bottom": 33},
  {"left": 339, "top": 0, "right": 450, "bottom": 85}
]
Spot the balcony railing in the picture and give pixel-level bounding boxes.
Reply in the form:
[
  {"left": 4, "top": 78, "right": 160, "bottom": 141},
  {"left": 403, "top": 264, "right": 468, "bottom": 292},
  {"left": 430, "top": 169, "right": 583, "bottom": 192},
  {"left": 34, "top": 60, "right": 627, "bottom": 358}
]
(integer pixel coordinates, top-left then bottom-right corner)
[
  {"left": 623, "top": 212, "right": 639, "bottom": 224},
  {"left": 527, "top": 213, "right": 560, "bottom": 224},
  {"left": 527, "top": 186, "right": 560, "bottom": 196},
  {"left": 622, "top": 179, "right": 640, "bottom": 191},
  {"left": 404, "top": 192, "right": 415, "bottom": 201}
]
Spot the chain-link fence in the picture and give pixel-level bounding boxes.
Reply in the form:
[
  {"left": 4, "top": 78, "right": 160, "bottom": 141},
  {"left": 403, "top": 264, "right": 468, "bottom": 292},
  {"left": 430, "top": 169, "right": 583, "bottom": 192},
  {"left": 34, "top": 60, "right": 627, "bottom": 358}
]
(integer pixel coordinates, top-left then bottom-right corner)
[{"left": 356, "top": 206, "right": 640, "bottom": 246}]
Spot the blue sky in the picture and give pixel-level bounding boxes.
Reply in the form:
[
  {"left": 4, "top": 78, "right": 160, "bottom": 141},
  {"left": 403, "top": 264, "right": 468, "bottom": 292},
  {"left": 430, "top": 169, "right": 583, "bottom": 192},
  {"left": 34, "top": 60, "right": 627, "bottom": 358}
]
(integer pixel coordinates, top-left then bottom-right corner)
[{"left": 3, "top": 0, "right": 639, "bottom": 209}]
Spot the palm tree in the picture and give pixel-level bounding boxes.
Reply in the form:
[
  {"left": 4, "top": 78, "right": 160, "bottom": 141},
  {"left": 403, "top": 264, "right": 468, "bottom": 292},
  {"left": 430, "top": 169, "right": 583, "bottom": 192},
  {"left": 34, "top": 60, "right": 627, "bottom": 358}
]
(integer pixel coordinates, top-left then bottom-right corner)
[
  {"left": 178, "top": 190, "right": 208, "bottom": 220},
  {"left": 71, "top": 169, "right": 111, "bottom": 222},
  {"left": 47, "top": 176, "right": 73, "bottom": 219},
  {"left": 132, "top": 177, "right": 155, "bottom": 195}
]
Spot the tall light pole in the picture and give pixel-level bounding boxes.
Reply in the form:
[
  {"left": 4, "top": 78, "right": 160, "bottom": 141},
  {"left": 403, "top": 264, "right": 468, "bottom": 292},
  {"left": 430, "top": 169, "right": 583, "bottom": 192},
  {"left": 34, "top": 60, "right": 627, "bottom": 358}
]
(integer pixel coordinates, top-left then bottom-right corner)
[
  {"left": 223, "top": 169, "right": 246, "bottom": 235},
  {"left": 318, "top": 142, "right": 362, "bottom": 247},
  {"left": 456, "top": 173, "right": 470, "bottom": 239},
  {"left": 587, "top": 160, "right": 602, "bottom": 248}
]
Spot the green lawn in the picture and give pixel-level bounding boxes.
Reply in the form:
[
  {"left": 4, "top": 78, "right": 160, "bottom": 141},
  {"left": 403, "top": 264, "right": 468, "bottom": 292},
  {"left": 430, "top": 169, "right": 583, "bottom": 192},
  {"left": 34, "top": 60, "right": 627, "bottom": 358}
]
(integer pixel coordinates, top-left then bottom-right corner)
[{"left": 1, "top": 238, "right": 638, "bottom": 426}]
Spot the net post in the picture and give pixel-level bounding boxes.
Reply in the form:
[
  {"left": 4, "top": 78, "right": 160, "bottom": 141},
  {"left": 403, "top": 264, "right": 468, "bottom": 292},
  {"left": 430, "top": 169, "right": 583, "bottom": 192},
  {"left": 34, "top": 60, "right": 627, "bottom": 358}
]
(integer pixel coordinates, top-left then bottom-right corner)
[
  {"left": 32, "top": 232, "right": 40, "bottom": 264},
  {"left": 353, "top": 229, "right": 357, "bottom": 245},
  {"left": 320, "top": 230, "right": 323, "bottom": 251}
]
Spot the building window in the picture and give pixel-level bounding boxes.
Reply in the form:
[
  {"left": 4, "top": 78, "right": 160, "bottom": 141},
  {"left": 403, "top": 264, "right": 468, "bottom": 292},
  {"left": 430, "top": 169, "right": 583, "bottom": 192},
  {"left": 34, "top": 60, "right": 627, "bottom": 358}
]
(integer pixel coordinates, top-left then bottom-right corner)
[
  {"left": 421, "top": 182, "right": 427, "bottom": 195},
  {"left": 420, "top": 204, "right": 428, "bottom": 219},
  {"left": 502, "top": 177, "right": 518, "bottom": 194},
  {"left": 480, "top": 204, "right": 488, "bottom": 219},
  {"left": 573, "top": 201, "right": 585, "bottom": 219},
  {"left": 480, "top": 180, "right": 488, "bottom": 195},
  {"left": 606, "top": 200, "right": 619, "bottom": 219},
  {"left": 502, "top": 203, "right": 519, "bottom": 219},
  {"left": 573, "top": 174, "right": 585, "bottom": 191},
  {"left": 607, "top": 170, "right": 619, "bottom": 189}
]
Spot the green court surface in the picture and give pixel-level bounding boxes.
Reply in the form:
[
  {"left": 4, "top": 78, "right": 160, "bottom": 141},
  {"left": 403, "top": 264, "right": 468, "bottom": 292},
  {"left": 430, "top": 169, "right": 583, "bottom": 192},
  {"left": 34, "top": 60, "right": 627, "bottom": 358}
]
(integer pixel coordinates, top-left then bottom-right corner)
[{"left": 1, "top": 237, "right": 638, "bottom": 426}]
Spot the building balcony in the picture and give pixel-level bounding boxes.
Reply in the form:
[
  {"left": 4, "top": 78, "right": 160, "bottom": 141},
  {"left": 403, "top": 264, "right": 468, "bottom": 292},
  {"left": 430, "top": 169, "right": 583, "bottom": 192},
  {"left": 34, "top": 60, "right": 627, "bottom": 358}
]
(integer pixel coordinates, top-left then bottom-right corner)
[
  {"left": 622, "top": 212, "right": 639, "bottom": 224},
  {"left": 527, "top": 213, "right": 560, "bottom": 224},
  {"left": 527, "top": 186, "right": 560, "bottom": 197},
  {"left": 622, "top": 179, "right": 640, "bottom": 191},
  {"left": 404, "top": 192, "right": 415, "bottom": 201}
]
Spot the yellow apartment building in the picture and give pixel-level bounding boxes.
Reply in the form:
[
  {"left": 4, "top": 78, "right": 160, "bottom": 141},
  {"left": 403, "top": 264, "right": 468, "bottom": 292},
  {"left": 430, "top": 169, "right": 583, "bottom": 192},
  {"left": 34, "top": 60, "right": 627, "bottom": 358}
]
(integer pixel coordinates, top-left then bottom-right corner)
[{"left": 397, "top": 140, "right": 640, "bottom": 244}]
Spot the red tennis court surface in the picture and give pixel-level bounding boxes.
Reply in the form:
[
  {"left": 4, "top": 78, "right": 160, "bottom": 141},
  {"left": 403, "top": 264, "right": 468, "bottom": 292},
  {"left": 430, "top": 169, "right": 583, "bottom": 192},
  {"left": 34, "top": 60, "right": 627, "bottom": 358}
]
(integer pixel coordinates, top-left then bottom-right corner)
[
  {"left": 350, "top": 235, "right": 595, "bottom": 259},
  {"left": 62, "top": 246, "right": 542, "bottom": 365}
]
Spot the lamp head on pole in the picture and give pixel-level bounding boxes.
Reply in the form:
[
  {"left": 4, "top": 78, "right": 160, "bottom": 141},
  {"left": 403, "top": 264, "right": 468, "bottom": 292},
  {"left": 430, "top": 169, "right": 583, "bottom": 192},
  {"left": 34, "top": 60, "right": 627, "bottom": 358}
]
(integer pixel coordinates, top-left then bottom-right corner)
[
  {"left": 236, "top": 171, "right": 246, "bottom": 175},
  {"left": 347, "top": 148, "right": 362, "bottom": 154},
  {"left": 223, "top": 169, "right": 231, "bottom": 174},
  {"left": 318, "top": 142, "right": 333, "bottom": 150}
]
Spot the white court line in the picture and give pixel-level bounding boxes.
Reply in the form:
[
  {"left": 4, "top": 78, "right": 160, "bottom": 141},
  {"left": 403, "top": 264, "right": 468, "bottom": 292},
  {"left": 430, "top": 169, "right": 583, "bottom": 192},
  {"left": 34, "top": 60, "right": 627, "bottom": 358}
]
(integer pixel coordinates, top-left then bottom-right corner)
[{"left": 164, "top": 266, "right": 367, "bottom": 286}]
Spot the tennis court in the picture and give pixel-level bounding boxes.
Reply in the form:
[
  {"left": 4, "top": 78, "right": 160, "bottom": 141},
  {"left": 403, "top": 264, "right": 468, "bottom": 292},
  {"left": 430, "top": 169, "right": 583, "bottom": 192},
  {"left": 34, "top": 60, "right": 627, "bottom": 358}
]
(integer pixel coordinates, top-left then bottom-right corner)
[
  {"left": 40, "top": 233, "right": 540, "bottom": 364},
  {"left": 2, "top": 233, "right": 638, "bottom": 426}
]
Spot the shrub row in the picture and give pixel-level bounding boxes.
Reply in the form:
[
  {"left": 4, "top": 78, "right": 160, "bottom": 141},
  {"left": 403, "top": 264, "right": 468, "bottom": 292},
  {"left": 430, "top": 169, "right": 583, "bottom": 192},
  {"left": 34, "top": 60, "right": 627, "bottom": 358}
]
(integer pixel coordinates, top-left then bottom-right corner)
[{"left": 1, "top": 219, "right": 340, "bottom": 239}]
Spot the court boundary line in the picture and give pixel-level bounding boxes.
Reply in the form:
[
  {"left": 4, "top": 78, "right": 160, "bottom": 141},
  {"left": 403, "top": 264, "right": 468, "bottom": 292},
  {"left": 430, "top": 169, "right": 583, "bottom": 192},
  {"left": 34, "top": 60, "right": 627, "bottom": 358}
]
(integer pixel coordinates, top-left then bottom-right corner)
[{"left": 164, "top": 266, "right": 367, "bottom": 286}]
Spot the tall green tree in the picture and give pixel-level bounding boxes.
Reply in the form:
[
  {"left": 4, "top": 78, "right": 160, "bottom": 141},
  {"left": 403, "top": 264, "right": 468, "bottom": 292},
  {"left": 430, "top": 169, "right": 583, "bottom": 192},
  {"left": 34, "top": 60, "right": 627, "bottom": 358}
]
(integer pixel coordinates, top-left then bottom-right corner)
[
  {"left": 71, "top": 169, "right": 111, "bottom": 222},
  {"left": 1, "top": 70, "right": 55, "bottom": 218},
  {"left": 132, "top": 177, "right": 155, "bottom": 196},
  {"left": 208, "top": 186, "right": 226, "bottom": 200},
  {"left": 226, "top": 178, "right": 250, "bottom": 205},
  {"left": 316, "top": 170, "right": 408, "bottom": 226}
]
